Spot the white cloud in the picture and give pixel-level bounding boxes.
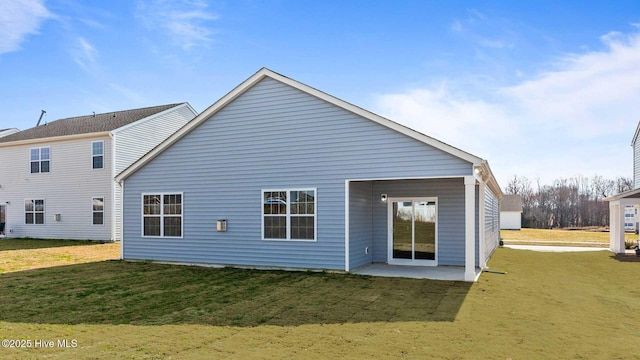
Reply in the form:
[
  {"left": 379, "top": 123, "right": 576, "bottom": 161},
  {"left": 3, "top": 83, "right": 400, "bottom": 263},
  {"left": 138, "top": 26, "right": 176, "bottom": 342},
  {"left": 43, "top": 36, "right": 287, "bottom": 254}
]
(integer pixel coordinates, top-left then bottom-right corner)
[
  {"left": 504, "top": 31, "right": 640, "bottom": 137},
  {"left": 72, "top": 37, "right": 98, "bottom": 72},
  {"left": 137, "top": 0, "right": 219, "bottom": 50},
  {"left": 0, "top": 0, "right": 51, "bottom": 54},
  {"left": 374, "top": 31, "right": 640, "bottom": 186}
]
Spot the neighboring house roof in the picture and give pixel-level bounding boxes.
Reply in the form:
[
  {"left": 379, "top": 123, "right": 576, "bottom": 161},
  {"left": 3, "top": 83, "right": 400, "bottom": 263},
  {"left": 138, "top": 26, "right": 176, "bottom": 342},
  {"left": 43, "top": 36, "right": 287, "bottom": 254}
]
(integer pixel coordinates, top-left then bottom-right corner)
[
  {"left": 0, "top": 104, "right": 185, "bottom": 144},
  {"left": 500, "top": 195, "right": 523, "bottom": 212},
  {"left": 0, "top": 128, "right": 19, "bottom": 138},
  {"left": 116, "top": 68, "right": 503, "bottom": 197}
]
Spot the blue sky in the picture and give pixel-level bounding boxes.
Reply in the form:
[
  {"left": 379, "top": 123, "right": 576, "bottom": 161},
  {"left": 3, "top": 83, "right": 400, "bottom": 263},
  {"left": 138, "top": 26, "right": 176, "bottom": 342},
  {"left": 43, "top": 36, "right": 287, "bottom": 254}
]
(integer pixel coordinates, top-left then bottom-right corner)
[{"left": 2, "top": 1, "right": 640, "bottom": 187}]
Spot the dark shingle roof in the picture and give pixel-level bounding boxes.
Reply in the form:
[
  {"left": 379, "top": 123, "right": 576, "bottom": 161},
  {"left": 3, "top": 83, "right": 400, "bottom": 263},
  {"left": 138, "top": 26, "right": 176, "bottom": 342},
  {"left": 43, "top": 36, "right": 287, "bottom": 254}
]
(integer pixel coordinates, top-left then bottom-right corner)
[
  {"left": 0, "top": 103, "right": 183, "bottom": 143},
  {"left": 500, "top": 195, "right": 523, "bottom": 212}
]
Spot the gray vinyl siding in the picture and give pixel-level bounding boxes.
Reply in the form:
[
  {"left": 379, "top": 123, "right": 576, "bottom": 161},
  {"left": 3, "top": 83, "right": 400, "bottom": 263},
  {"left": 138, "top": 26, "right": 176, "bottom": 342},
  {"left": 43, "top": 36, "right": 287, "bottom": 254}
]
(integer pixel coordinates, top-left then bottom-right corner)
[
  {"left": 368, "top": 178, "right": 466, "bottom": 266},
  {"left": 483, "top": 185, "right": 500, "bottom": 262},
  {"left": 122, "top": 77, "right": 473, "bottom": 270},
  {"left": 634, "top": 140, "right": 640, "bottom": 189},
  {"left": 349, "top": 182, "right": 373, "bottom": 269}
]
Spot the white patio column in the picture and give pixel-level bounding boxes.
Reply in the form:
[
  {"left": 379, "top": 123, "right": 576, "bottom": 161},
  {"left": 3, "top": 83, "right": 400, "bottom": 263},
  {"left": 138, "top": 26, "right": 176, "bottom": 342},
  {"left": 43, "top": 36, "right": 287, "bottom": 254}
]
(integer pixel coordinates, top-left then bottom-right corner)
[
  {"left": 609, "top": 201, "right": 625, "bottom": 254},
  {"left": 617, "top": 202, "right": 626, "bottom": 253},
  {"left": 609, "top": 202, "right": 618, "bottom": 253},
  {"left": 464, "top": 176, "right": 476, "bottom": 281}
]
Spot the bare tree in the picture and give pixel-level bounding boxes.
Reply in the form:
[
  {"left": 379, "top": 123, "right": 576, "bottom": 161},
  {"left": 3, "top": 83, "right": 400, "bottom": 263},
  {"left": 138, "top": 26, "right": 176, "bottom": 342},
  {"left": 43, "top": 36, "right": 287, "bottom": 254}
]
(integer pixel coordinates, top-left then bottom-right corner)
[{"left": 504, "top": 174, "right": 632, "bottom": 228}]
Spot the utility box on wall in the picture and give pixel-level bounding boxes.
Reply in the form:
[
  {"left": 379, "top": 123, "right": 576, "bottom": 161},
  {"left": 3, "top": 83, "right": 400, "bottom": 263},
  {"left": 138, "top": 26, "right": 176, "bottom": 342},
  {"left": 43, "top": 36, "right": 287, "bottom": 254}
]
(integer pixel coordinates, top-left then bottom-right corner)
[{"left": 217, "top": 219, "right": 227, "bottom": 232}]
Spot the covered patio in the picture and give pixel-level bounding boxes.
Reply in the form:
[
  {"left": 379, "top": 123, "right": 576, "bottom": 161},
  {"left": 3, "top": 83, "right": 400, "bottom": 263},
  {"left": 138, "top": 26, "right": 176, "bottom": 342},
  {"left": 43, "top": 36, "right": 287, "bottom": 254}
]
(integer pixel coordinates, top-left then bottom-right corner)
[{"left": 605, "top": 188, "right": 640, "bottom": 253}]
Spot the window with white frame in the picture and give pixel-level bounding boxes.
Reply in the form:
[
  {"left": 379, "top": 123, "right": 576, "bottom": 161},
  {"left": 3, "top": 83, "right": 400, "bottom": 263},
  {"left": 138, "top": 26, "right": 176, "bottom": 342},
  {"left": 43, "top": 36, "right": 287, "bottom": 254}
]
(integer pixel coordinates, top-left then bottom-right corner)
[
  {"left": 142, "top": 193, "right": 182, "bottom": 237},
  {"left": 30, "top": 147, "right": 50, "bottom": 173},
  {"left": 92, "top": 141, "right": 104, "bottom": 169},
  {"left": 25, "top": 199, "right": 45, "bottom": 224},
  {"left": 263, "top": 189, "right": 316, "bottom": 241},
  {"left": 93, "top": 197, "right": 104, "bottom": 225}
]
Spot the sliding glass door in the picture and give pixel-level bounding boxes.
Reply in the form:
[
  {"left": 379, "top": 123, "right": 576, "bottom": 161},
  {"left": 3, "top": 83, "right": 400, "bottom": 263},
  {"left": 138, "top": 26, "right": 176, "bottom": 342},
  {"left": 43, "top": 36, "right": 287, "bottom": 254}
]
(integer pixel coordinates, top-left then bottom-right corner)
[{"left": 388, "top": 198, "right": 437, "bottom": 265}]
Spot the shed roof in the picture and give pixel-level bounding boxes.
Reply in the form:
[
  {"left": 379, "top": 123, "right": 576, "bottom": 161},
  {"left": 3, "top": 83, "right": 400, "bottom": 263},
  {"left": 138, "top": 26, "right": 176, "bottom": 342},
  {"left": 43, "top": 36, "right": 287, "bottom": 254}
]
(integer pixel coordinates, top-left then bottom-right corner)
[
  {"left": 0, "top": 104, "right": 184, "bottom": 144},
  {"left": 500, "top": 195, "right": 523, "bottom": 212}
]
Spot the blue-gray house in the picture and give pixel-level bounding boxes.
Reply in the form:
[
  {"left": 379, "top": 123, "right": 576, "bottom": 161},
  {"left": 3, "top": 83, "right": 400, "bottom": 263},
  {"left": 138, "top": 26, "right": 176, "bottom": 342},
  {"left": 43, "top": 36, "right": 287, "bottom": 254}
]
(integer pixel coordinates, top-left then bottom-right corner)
[{"left": 116, "top": 68, "right": 503, "bottom": 281}]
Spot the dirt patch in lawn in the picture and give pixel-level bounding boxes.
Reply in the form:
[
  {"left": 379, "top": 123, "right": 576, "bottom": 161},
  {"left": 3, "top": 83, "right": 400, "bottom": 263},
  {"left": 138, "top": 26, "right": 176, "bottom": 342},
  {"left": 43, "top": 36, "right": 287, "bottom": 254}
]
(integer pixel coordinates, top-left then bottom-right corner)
[{"left": 0, "top": 239, "right": 119, "bottom": 273}]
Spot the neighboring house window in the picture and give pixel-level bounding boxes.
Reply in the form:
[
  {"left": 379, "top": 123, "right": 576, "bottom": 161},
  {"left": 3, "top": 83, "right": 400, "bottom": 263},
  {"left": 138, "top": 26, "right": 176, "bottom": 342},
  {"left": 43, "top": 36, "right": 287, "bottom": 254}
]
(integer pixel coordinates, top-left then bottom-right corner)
[
  {"left": 93, "top": 197, "right": 104, "bottom": 225},
  {"left": 262, "top": 189, "right": 316, "bottom": 241},
  {"left": 92, "top": 141, "right": 104, "bottom": 169},
  {"left": 25, "top": 199, "right": 45, "bottom": 224},
  {"left": 30, "top": 147, "right": 50, "bottom": 173},
  {"left": 142, "top": 193, "right": 182, "bottom": 237}
]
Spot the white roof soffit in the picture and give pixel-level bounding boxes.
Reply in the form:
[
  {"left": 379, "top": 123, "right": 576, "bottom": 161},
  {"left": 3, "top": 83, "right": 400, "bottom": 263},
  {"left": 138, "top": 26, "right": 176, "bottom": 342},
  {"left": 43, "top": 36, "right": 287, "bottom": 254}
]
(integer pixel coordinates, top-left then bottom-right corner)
[
  {"left": 117, "top": 68, "right": 487, "bottom": 182},
  {"left": 473, "top": 161, "right": 504, "bottom": 199}
]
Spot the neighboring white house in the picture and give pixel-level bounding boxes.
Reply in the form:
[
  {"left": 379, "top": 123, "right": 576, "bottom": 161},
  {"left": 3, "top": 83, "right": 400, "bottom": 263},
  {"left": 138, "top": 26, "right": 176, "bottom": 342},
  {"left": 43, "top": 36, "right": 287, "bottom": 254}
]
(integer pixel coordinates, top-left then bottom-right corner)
[
  {"left": 605, "top": 120, "right": 640, "bottom": 252},
  {"left": 0, "top": 103, "right": 197, "bottom": 240},
  {"left": 624, "top": 205, "right": 638, "bottom": 232},
  {"left": 0, "top": 128, "right": 19, "bottom": 138},
  {"left": 500, "top": 195, "right": 522, "bottom": 230}
]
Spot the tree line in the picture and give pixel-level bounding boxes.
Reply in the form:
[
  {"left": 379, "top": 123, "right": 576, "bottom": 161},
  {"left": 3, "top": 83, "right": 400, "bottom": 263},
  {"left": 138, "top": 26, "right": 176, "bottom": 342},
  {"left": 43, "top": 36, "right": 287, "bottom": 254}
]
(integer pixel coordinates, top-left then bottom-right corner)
[{"left": 505, "top": 175, "right": 633, "bottom": 229}]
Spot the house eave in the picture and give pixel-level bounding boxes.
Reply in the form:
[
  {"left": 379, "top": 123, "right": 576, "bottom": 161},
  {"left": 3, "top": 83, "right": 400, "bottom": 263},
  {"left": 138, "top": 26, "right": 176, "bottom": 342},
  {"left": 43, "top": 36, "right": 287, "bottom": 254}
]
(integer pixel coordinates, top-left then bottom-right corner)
[
  {"left": 604, "top": 187, "right": 640, "bottom": 202},
  {"left": 0, "top": 131, "right": 111, "bottom": 147},
  {"left": 473, "top": 161, "right": 504, "bottom": 199}
]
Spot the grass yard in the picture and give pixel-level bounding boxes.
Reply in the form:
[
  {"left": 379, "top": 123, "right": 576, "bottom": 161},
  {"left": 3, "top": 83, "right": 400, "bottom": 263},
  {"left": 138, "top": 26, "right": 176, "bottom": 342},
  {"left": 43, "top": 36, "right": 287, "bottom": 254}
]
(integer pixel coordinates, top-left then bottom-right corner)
[
  {"left": 501, "top": 227, "right": 637, "bottom": 246},
  {"left": 0, "top": 239, "right": 639, "bottom": 359}
]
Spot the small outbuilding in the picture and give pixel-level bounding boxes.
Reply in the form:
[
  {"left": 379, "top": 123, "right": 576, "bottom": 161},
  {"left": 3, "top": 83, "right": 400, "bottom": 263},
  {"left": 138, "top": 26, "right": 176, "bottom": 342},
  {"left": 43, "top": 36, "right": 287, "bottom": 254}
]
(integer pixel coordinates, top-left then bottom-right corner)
[{"left": 500, "top": 195, "right": 523, "bottom": 230}]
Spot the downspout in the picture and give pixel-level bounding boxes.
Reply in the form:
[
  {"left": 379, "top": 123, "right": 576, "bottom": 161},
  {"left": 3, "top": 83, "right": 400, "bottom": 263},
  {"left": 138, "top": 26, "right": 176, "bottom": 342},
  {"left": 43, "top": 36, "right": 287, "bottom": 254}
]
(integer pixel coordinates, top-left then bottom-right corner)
[{"left": 110, "top": 132, "right": 117, "bottom": 242}]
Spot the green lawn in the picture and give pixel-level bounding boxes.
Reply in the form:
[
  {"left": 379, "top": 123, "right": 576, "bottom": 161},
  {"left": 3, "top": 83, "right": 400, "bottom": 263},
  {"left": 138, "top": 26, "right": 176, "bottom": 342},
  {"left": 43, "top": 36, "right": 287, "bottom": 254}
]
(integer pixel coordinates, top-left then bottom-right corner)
[{"left": 0, "top": 240, "right": 639, "bottom": 359}]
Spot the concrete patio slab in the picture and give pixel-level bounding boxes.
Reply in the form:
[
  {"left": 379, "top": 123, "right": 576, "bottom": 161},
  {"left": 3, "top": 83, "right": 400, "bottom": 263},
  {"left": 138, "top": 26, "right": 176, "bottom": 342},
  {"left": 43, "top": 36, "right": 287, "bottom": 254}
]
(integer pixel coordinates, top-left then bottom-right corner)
[{"left": 350, "top": 263, "right": 481, "bottom": 281}]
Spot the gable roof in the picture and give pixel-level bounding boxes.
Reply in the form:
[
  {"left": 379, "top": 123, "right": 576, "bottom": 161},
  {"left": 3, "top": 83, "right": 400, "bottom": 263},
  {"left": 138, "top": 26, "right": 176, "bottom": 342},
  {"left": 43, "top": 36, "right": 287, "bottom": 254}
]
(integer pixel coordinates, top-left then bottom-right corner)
[
  {"left": 116, "top": 68, "right": 503, "bottom": 196},
  {"left": 500, "top": 195, "right": 523, "bottom": 212},
  {"left": 0, "top": 103, "right": 185, "bottom": 144}
]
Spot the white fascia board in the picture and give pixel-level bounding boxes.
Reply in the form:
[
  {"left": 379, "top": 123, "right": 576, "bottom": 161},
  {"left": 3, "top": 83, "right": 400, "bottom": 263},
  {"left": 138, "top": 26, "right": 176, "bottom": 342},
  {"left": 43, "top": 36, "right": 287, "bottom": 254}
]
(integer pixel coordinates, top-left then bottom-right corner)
[
  {"left": 0, "top": 131, "right": 111, "bottom": 148},
  {"left": 632, "top": 121, "right": 640, "bottom": 146},
  {"left": 110, "top": 103, "right": 197, "bottom": 135},
  {"left": 117, "top": 67, "right": 486, "bottom": 181},
  {"left": 473, "top": 160, "right": 503, "bottom": 199}
]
